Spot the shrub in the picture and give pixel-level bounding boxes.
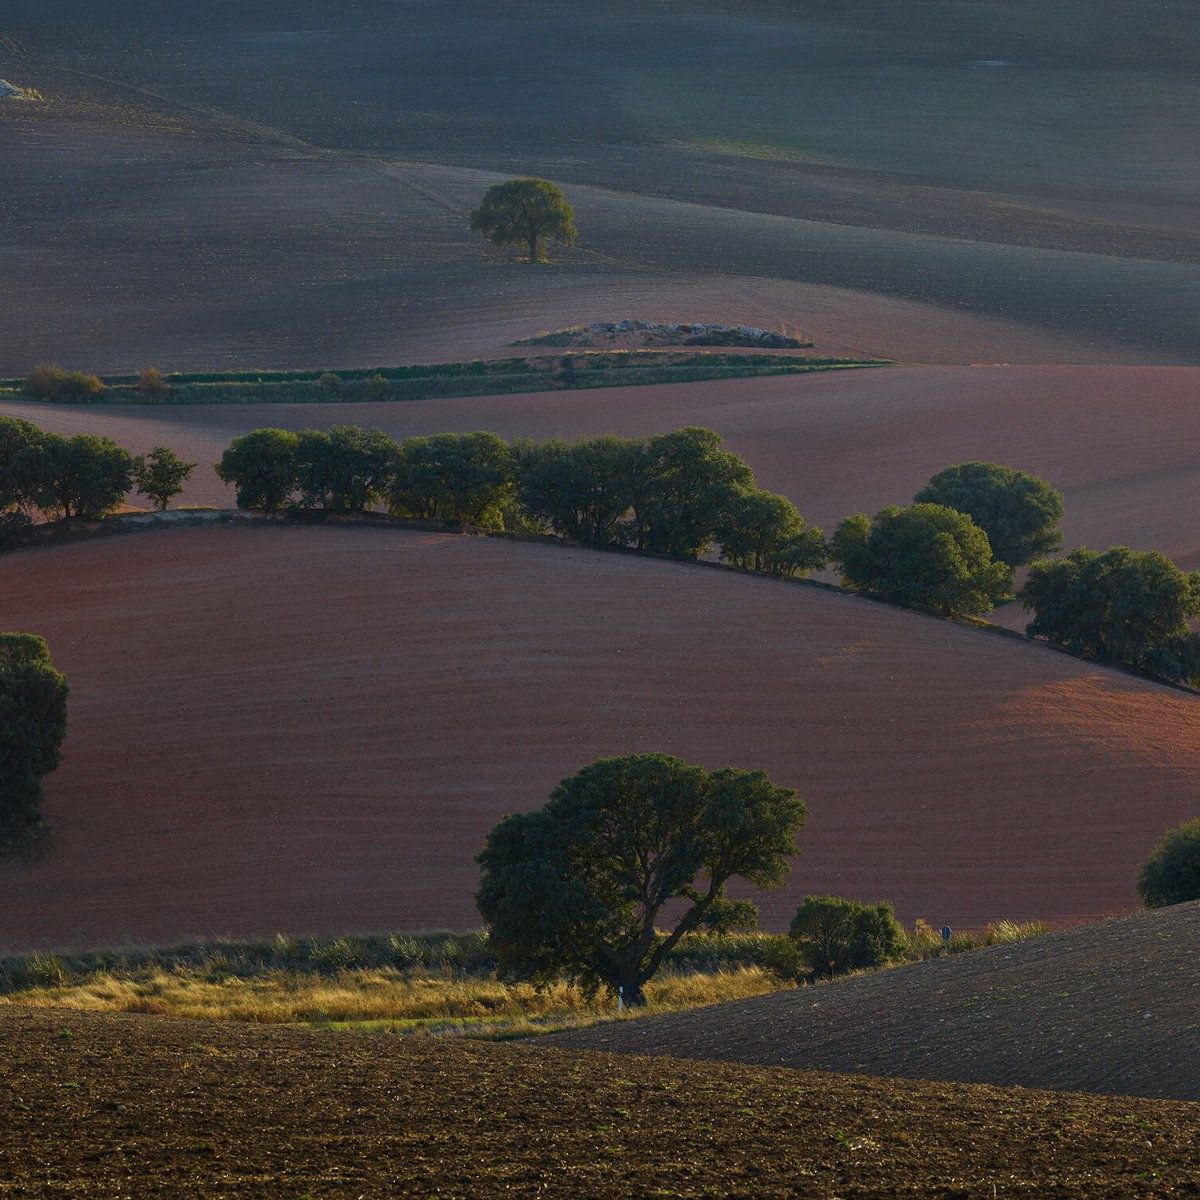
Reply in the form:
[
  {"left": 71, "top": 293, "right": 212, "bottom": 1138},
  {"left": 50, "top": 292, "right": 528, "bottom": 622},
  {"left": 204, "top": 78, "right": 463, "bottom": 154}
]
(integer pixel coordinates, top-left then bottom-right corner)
[
  {"left": 1137, "top": 818, "right": 1200, "bottom": 908},
  {"left": 216, "top": 428, "right": 300, "bottom": 511},
  {"left": 0, "top": 633, "right": 69, "bottom": 849},
  {"left": 716, "top": 489, "right": 827, "bottom": 578},
  {"left": 915, "top": 462, "right": 1063, "bottom": 568},
  {"left": 365, "top": 373, "right": 391, "bottom": 400},
  {"left": 22, "top": 365, "right": 106, "bottom": 403},
  {"left": 0, "top": 511, "right": 33, "bottom": 551},
  {"left": 830, "top": 502, "right": 1011, "bottom": 616},
  {"left": 133, "top": 368, "right": 171, "bottom": 401},
  {"left": 788, "top": 895, "right": 906, "bottom": 980}
]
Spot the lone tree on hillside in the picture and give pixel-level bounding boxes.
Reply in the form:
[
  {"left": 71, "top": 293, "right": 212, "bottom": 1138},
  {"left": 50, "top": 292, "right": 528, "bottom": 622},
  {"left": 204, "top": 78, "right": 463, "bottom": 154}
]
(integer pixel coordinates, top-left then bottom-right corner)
[
  {"left": 476, "top": 753, "right": 806, "bottom": 1005},
  {"left": 470, "top": 178, "right": 577, "bottom": 263},
  {"left": 1138, "top": 819, "right": 1200, "bottom": 908},
  {"left": 915, "top": 462, "right": 1064, "bottom": 568},
  {"left": 0, "top": 633, "right": 68, "bottom": 850},
  {"left": 1019, "top": 546, "right": 1200, "bottom": 680},
  {"left": 789, "top": 895, "right": 906, "bottom": 980},
  {"left": 830, "top": 502, "right": 1011, "bottom": 617},
  {"left": 216, "top": 428, "right": 300, "bottom": 512},
  {"left": 134, "top": 447, "right": 195, "bottom": 511}
]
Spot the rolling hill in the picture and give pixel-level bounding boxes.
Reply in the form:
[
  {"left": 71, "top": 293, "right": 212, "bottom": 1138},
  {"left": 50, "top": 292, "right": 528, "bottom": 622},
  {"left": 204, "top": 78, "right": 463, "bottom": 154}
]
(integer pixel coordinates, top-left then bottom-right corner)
[
  {"left": 0, "top": 524, "right": 1196, "bottom": 952},
  {"left": 549, "top": 900, "right": 1200, "bottom": 1102}
]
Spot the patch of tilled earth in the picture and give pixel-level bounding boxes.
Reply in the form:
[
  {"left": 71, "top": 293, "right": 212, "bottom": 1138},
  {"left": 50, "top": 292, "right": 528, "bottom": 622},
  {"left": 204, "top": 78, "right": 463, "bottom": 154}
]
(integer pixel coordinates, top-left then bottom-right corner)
[
  {"left": 551, "top": 902, "right": 1200, "bottom": 1102},
  {"left": 2, "top": 1008, "right": 1199, "bottom": 1197}
]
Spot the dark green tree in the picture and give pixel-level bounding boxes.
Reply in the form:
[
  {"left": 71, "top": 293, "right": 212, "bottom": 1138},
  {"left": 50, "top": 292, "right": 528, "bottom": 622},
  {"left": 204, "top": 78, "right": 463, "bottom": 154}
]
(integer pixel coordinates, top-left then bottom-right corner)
[
  {"left": 514, "top": 435, "right": 642, "bottom": 544},
  {"left": 293, "top": 426, "right": 397, "bottom": 512},
  {"left": 788, "top": 895, "right": 906, "bottom": 980},
  {"left": 716, "top": 489, "right": 827, "bottom": 578},
  {"left": 632, "top": 427, "right": 755, "bottom": 558},
  {"left": 389, "top": 432, "right": 513, "bottom": 525},
  {"left": 0, "top": 633, "right": 68, "bottom": 848},
  {"left": 216, "top": 428, "right": 300, "bottom": 512},
  {"left": 134, "top": 446, "right": 195, "bottom": 511},
  {"left": 830, "top": 502, "right": 1011, "bottom": 616},
  {"left": 915, "top": 461, "right": 1064, "bottom": 568},
  {"left": 1019, "top": 546, "right": 1200, "bottom": 675},
  {"left": 470, "top": 178, "right": 577, "bottom": 263},
  {"left": 1138, "top": 819, "right": 1200, "bottom": 908},
  {"left": 11, "top": 433, "right": 135, "bottom": 520},
  {"left": 476, "top": 753, "right": 806, "bottom": 1005},
  {"left": 0, "top": 415, "right": 45, "bottom": 513}
]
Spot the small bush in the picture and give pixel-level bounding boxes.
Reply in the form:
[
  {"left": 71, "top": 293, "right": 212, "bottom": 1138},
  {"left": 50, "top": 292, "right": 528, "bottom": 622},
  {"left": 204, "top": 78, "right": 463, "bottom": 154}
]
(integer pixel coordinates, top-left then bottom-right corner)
[
  {"left": 0, "top": 511, "right": 33, "bottom": 551},
  {"left": 1138, "top": 818, "right": 1200, "bottom": 908},
  {"left": 133, "top": 368, "right": 171, "bottom": 401},
  {"left": 789, "top": 895, "right": 906, "bottom": 980},
  {"left": 22, "top": 366, "right": 105, "bottom": 403}
]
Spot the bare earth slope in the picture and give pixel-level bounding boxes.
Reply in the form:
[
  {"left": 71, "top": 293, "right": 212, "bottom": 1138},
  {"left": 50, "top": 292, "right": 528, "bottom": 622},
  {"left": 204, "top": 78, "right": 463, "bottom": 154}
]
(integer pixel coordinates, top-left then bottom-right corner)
[
  {"left": 0, "top": 526, "right": 1197, "bottom": 952},
  {"left": 5, "top": 364, "right": 1200, "bottom": 567},
  {"left": 549, "top": 902, "right": 1200, "bottom": 1102},
  {"left": 3, "top": 0, "right": 1200, "bottom": 369},
  {"left": 6, "top": 1009, "right": 1199, "bottom": 1198}
]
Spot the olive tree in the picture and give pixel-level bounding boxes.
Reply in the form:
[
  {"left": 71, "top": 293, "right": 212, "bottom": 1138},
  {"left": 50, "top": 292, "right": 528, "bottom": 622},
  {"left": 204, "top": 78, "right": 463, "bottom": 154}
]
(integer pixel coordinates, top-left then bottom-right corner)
[
  {"left": 915, "top": 461, "right": 1064, "bottom": 568},
  {"left": 0, "top": 633, "right": 68, "bottom": 848},
  {"left": 1138, "top": 819, "right": 1200, "bottom": 908},
  {"left": 293, "top": 426, "right": 397, "bottom": 512},
  {"left": 476, "top": 753, "right": 805, "bottom": 1004},
  {"left": 830, "top": 502, "right": 1011, "bottom": 616},
  {"left": 216, "top": 428, "right": 300, "bottom": 511},
  {"left": 470, "top": 177, "right": 577, "bottom": 263}
]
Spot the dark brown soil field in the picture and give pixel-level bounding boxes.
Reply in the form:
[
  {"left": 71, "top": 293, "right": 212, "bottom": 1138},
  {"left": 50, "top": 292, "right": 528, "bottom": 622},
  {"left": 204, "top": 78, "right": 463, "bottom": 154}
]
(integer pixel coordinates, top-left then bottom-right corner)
[
  {"left": 551, "top": 901, "right": 1200, "bottom": 1102},
  {"left": 2, "top": 0, "right": 1199, "bottom": 371},
  {"left": 5, "top": 1008, "right": 1199, "bottom": 1198},
  {"left": 4, "top": 363, "right": 1200, "bottom": 569},
  {"left": 0, "top": 525, "right": 1197, "bottom": 952}
]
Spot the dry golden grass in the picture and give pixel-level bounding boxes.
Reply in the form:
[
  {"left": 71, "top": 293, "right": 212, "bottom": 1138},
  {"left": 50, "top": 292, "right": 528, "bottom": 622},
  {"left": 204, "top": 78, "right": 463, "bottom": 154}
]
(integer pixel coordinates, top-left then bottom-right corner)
[{"left": 0, "top": 966, "right": 784, "bottom": 1037}]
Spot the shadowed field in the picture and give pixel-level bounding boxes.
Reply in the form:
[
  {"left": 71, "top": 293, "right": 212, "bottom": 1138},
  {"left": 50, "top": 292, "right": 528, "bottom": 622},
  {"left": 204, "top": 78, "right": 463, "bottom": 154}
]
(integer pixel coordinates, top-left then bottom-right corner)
[
  {"left": 551, "top": 901, "right": 1200, "bottom": 1102},
  {"left": 0, "top": 525, "right": 1197, "bottom": 951},
  {"left": 2, "top": 0, "right": 1199, "bottom": 370}
]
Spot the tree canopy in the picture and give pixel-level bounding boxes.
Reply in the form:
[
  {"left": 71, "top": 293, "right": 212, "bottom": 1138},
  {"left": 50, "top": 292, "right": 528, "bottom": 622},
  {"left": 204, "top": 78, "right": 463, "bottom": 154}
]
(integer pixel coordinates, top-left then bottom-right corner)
[
  {"left": 476, "top": 753, "right": 805, "bottom": 1004},
  {"left": 1138, "top": 819, "right": 1200, "bottom": 908},
  {"left": 0, "top": 632, "right": 68, "bottom": 848},
  {"left": 389, "top": 432, "right": 513, "bottom": 525},
  {"left": 293, "top": 426, "right": 396, "bottom": 513},
  {"left": 915, "top": 461, "right": 1063, "bottom": 567},
  {"left": 788, "top": 895, "right": 906, "bottom": 980},
  {"left": 216, "top": 428, "right": 300, "bottom": 512},
  {"left": 11, "top": 433, "right": 135, "bottom": 521},
  {"left": 1019, "top": 546, "right": 1200, "bottom": 678},
  {"left": 469, "top": 178, "right": 577, "bottom": 263},
  {"left": 830, "top": 502, "right": 1011, "bottom": 616},
  {"left": 716, "top": 489, "right": 827, "bottom": 578}
]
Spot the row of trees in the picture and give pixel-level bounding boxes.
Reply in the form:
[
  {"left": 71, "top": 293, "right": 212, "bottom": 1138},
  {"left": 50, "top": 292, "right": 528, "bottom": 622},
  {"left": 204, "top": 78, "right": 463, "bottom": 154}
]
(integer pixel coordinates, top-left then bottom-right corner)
[
  {"left": 0, "top": 416, "right": 195, "bottom": 543},
  {"left": 216, "top": 425, "right": 828, "bottom": 578}
]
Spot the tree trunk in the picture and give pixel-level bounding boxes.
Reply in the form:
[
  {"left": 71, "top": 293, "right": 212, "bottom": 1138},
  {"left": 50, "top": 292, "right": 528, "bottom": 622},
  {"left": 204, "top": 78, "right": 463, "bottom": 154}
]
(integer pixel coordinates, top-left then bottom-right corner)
[
  {"left": 528, "top": 232, "right": 541, "bottom": 263},
  {"left": 618, "top": 978, "right": 648, "bottom": 1007}
]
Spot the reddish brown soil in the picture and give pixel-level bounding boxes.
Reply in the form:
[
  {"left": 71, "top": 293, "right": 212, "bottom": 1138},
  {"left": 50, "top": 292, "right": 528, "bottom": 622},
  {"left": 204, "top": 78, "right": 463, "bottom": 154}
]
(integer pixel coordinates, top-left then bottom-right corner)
[
  {"left": 5, "top": 363, "right": 1200, "bottom": 568},
  {"left": 551, "top": 901, "right": 1200, "bottom": 1102},
  {"left": 6, "top": 1008, "right": 1199, "bottom": 1198},
  {"left": 0, "top": 526, "right": 1196, "bottom": 952}
]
